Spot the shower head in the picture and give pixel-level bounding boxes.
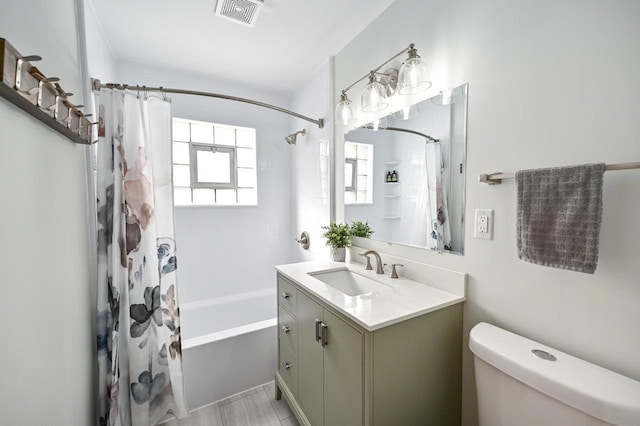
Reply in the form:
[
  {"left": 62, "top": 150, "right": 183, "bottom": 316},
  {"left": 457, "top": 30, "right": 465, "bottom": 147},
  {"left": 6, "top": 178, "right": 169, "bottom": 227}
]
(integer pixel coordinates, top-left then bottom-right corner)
[{"left": 285, "top": 129, "right": 306, "bottom": 145}]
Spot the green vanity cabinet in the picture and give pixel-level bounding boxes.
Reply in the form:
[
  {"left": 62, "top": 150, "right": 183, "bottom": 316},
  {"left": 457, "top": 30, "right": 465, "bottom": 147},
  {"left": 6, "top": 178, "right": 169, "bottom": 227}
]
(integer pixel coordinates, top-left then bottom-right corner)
[
  {"left": 296, "top": 290, "right": 325, "bottom": 426},
  {"left": 275, "top": 272, "right": 463, "bottom": 426},
  {"left": 297, "top": 290, "right": 364, "bottom": 426}
]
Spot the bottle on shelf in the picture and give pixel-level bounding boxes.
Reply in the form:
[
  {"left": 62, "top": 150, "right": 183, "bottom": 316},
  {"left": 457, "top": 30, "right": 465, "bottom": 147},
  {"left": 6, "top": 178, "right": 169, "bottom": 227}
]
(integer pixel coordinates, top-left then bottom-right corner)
[
  {"left": 386, "top": 171, "right": 392, "bottom": 182},
  {"left": 391, "top": 170, "right": 398, "bottom": 182}
]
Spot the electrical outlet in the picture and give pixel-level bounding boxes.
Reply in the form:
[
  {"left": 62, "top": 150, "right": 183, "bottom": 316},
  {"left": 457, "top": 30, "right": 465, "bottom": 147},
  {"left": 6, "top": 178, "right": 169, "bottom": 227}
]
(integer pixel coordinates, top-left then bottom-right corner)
[{"left": 475, "top": 209, "right": 493, "bottom": 240}]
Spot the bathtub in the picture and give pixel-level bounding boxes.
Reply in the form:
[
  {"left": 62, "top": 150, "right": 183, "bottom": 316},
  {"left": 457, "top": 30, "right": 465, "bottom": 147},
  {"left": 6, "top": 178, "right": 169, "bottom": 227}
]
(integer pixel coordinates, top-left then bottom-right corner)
[{"left": 180, "top": 288, "right": 277, "bottom": 410}]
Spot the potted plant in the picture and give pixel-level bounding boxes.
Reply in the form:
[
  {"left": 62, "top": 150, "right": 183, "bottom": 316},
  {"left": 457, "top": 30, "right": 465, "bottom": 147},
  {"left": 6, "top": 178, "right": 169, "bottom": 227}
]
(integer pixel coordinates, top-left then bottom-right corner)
[
  {"left": 321, "top": 222, "right": 351, "bottom": 262},
  {"left": 350, "top": 220, "right": 374, "bottom": 239}
]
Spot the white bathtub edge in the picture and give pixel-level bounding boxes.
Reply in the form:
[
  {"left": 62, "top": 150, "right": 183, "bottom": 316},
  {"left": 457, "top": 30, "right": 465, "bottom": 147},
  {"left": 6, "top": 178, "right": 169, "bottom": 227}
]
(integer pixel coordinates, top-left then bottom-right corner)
[
  {"left": 182, "top": 317, "right": 277, "bottom": 350},
  {"left": 181, "top": 288, "right": 276, "bottom": 311}
]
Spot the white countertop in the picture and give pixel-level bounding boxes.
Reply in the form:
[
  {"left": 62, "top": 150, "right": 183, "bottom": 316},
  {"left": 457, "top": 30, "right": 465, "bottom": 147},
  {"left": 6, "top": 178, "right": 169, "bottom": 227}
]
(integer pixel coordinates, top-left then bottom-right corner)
[{"left": 275, "top": 260, "right": 466, "bottom": 332}]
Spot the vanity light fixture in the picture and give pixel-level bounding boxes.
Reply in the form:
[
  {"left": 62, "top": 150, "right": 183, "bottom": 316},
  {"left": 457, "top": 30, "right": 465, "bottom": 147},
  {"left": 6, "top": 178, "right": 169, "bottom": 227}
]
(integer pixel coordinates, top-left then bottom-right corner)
[
  {"left": 335, "top": 91, "right": 355, "bottom": 125},
  {"left": 364, "top": 115, "right": 388, "bottom": 131},
  {"left": 361, "top": 72, "right": 389, "bottom": 112},
  {"left": 393, "top": 104, "right": 419, "bottom": 120},
  {"left": 431, "top": 86, "right": 468, "bottom": 106},
  {"left": 398, "top": 44, "right": 431, "bottom": 95},
  {"left": 335, "top": 43, "right": 431, "bottom": 126}
]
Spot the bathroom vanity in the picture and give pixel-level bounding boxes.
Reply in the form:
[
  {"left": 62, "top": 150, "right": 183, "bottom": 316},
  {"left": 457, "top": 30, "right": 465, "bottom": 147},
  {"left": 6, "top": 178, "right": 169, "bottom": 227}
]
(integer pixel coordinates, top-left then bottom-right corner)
[{"left": 274, "top": 259, "right": 466, "bottom": 426}]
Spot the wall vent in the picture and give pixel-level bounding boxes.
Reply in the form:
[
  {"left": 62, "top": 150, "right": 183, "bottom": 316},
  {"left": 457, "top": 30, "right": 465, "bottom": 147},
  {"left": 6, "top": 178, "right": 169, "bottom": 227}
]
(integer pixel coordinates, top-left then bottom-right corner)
[{"left": 214, "top": 0, "right": 264, "bottom": 28}]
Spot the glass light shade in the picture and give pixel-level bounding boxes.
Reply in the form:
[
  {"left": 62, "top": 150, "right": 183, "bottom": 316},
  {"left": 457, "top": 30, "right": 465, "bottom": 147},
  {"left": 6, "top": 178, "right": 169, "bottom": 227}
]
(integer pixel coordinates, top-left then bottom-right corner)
[
  {"left": 335, "top": 98, "right": 354, "bottom": 125},
  {"left": 440, "top": 89, "right": 453, "bottom": 105},
  {"left": 393, "top": 104, "right": 419, "bottom": 120},
  {"left": 398, "top": 56, "right": 431, "bottom": 95},
  {"left": 364, "top": 115, "right": 388, "bottom": 131},
  {"left": 431, "top": 87, "right": 464, "bottom": 105},
  {"left": 361, "top": 80, "right": 388, "bottom": 112}
]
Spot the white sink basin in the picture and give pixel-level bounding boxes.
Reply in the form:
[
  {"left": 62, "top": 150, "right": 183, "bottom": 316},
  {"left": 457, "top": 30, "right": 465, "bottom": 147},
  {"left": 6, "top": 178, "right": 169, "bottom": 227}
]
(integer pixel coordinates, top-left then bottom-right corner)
[{"left": 308, "top": 269, "right": 389, "bottom": 296}]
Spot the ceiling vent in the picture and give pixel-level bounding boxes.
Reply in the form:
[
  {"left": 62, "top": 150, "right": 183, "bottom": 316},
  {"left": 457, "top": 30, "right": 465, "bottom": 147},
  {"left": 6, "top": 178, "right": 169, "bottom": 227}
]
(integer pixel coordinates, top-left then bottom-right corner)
[{"left": 214, "top": 0, "right": 264, "bottom": 28}]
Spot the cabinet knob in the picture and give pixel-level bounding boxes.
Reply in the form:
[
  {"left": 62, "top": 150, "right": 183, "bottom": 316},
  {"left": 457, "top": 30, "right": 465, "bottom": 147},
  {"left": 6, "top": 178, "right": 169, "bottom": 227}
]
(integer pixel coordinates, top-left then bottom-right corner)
[
  {"left": 281, "top": 292, "right": 291, "bottom": 299},
  {"left": 282, "top": 361, "right": 291, "bottom": 370},
  {"left": 281, "top": 325, "right": 290, "bottom": 333}
]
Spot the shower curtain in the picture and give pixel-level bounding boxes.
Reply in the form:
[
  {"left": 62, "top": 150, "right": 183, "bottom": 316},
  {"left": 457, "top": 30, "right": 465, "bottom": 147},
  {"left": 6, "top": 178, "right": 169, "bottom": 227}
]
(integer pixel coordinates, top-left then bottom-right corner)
[
  {"left": 413, "top": 142, "right": 451, "bottom": 251},
  {"left": 426, "top": 142, "right": 451, "bottom": 251},
  {"left": 95, "top": 90, "right": 189, "bottom": 426}
]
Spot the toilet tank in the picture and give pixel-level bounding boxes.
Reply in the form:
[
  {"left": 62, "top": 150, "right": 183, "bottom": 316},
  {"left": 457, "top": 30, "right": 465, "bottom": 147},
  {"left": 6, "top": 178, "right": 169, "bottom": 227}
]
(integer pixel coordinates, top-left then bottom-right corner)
[{"left": 469, "top": 322, "right": 640, "bottom": 426}]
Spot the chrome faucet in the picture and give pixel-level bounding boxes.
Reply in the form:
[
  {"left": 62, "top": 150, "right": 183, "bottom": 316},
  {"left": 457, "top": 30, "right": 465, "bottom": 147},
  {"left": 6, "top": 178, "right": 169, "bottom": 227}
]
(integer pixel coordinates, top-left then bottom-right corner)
[{"left": 360, "top": 250, "right": 384, "bottom": 274}]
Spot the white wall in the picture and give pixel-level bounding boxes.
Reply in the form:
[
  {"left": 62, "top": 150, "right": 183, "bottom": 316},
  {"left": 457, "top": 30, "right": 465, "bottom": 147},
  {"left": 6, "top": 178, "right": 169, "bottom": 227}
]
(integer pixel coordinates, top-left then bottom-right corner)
[
  {"left": 289, "top": 61, "right": 332, "bottom": 261},
  {"left": 0, "top": 0, "right": 94, "bottom": 424},
  {"left": 334, "top": 1, "right": 640, "bottom": 424},
  {"left": 83, "top": 0, "right": 116, "bottom": 83},
  {"left": 114, "top": 60, "right": 295, "bottom": 303}
]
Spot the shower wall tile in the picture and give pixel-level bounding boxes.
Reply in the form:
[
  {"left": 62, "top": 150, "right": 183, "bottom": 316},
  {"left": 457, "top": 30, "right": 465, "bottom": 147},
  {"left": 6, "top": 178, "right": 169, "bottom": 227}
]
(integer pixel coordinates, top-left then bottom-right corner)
[{"left": 289, "top": 61, "right": 332, "bottom": 262}]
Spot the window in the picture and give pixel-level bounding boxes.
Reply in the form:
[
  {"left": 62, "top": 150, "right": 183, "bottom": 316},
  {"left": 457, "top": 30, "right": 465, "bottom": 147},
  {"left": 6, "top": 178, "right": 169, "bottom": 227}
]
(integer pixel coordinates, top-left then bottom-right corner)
[
  {"left": 172, "top": 118, "right": 257, "bottom": 206},
  {"left": 344, "top": 141, "right": 373, "bottom": 204}
]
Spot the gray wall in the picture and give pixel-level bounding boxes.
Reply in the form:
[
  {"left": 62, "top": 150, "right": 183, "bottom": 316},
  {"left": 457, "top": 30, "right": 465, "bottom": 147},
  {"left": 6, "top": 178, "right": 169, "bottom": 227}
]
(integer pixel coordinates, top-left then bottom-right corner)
[
  {"left": 334, "top": 0, "right": 640, "bottom": 424},
  {"left": 0, "top": 0, "right": 94, "bottom": 424}
]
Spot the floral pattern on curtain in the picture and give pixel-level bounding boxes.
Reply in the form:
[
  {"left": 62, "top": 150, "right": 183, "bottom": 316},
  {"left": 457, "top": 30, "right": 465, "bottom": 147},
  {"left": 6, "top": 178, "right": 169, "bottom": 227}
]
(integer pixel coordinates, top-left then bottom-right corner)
[
  {"left": 411, "top": 142, "right": 452, "bottom": 251},
  {"left": 95, "top": 90, "right": 189, "bottom": 426},
  {"left": 426, "top": 142, "right": 451, "bottom": 251}
]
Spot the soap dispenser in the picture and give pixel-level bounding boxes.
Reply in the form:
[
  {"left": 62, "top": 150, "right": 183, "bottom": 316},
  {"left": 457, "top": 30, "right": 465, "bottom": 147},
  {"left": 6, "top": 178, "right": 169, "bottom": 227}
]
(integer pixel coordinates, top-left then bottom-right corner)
[
  {"left": 391, "top": 170, "right": 398, "bottom": 182},
  {"left": 386, "top": 171, "right": 392, "bottom": 182}
]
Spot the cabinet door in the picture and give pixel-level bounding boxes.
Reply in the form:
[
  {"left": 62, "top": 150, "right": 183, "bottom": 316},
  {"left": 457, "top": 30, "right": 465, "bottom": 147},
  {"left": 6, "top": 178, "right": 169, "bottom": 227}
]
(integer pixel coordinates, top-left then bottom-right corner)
[
  {"left": 323, "top": 309, "right": 363, "bottom": 426},
  {"left": 297, "top": 292, "right": 324, "bottom": 426}
]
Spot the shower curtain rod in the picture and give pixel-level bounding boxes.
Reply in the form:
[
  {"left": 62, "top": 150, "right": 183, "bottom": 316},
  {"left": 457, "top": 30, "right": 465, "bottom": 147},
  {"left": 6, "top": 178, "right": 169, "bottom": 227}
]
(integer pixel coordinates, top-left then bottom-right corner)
[
  {"left": 386, "top": 126, "right": 439, "bottom": 143},
  {"left": 91, "top": 79, "right": 324, "bottom": 129},
  {"left": 479, "top": 161, "right": 640, "bottom": 185}
]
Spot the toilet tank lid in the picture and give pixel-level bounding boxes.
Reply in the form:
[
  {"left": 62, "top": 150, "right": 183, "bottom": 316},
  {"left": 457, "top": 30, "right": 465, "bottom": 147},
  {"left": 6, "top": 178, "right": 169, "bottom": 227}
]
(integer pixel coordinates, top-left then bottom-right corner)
[{"left": 469, "top": 322, "right": 640, "bottom": 426}]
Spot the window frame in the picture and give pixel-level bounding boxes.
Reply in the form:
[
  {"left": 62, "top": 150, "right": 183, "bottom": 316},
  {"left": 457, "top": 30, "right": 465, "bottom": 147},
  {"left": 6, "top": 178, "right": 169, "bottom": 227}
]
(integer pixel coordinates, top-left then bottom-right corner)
[
  {"left": 345, "top": 157, "right": 357, "bottom": 192},
  {"left": 344, "top": 141, "right": 373, "bottom": 205},
  {"left": 189, "top": 143, "right": 237, "bottom": 189},
  {"left": 172, "top": 117, "right": 257, "bottom": 206}
]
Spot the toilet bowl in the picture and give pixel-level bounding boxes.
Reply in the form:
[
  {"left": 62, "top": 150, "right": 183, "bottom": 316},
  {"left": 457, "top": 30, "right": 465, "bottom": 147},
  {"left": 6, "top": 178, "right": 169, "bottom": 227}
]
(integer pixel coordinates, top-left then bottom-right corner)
[{"left": 469, "top": 322, "right": 640, "bottom": 426}]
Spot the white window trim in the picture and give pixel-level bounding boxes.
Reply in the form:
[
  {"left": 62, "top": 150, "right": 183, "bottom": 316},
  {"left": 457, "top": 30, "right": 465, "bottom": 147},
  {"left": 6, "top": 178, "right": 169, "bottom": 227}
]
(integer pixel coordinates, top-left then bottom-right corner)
[
  {"left": 344, "top": 141, "right": 373, "bottom": 205},
  {"left": 189, "top": 143, "right": 237, "bottom": 189},
  {"left": 345, "top": 158, "right": 357, "bottom": 192},
  {"left": 172, "top": 118, "right": 257, "bottom": 206}
]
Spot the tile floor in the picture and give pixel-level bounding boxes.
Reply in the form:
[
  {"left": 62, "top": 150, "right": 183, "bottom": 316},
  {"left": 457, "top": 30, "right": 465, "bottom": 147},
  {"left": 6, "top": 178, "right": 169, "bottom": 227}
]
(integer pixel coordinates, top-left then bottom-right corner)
[{"left": 161, "top": 382, "right": 299, "bottom": 426}]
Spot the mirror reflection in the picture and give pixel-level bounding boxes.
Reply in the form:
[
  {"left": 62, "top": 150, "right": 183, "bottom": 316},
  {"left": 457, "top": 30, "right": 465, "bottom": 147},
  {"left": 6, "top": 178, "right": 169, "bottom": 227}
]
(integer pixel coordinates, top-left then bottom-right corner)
[{"left": 343, "top": 83, "right": 468, "bottom": 254}]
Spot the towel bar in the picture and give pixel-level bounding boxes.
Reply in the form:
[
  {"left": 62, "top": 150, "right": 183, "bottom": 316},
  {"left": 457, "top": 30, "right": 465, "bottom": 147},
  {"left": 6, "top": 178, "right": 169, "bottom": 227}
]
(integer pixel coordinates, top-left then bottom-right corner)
[{"left": 479, "top": 162, "right": 640, "bottom": 185}]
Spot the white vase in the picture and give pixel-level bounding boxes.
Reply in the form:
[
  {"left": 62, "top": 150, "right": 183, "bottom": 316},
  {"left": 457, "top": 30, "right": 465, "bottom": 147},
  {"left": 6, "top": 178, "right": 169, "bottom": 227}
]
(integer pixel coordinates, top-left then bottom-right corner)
[{"left": 330, "top": 247, "right": 346, "bottom": 262}]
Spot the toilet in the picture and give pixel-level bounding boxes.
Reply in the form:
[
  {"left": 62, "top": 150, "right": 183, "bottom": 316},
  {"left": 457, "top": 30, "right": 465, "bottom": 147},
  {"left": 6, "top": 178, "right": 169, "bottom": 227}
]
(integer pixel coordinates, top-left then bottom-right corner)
[{"left": 469, "top": 322, "right": 640, "bottom": 426}]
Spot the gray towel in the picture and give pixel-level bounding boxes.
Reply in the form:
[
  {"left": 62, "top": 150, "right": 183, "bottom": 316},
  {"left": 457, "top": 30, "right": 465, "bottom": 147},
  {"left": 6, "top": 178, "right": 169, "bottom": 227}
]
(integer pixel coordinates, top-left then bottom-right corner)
[{"left": 516, "top": 163, "right": 605, "bottom": 274}]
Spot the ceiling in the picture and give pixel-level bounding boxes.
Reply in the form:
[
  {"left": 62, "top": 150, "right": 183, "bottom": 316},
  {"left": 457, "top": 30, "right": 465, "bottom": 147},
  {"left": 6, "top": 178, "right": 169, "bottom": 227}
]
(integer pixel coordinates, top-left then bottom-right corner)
[{"left": 89, "top": 0, "right": 396, "bottom": 94}]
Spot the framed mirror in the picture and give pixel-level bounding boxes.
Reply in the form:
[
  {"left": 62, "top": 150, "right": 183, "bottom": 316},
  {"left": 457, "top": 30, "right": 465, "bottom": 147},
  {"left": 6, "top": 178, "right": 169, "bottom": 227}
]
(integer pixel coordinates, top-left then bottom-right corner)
[{"left": 343, "top": 83, "right": 468, "bottom": 254}]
